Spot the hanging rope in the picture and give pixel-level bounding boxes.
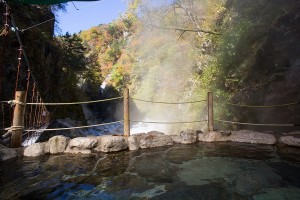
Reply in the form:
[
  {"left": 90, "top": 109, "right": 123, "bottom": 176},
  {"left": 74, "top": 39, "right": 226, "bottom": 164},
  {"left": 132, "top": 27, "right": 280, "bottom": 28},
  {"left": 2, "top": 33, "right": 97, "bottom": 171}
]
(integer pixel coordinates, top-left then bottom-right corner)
[
  {"left": 10, "top": 9, "right": 40, "bottom": 95},
  {"left": 37, "top": 96, "right": 42, "bottom": 127},
  {"left": 24, "top": 71, "right": 31, "bottom": 129},
  {"left": 0, "top": 3, "right": 10, "bottom": 96},
  {"left": 33, "top": 91, "right": 39, "bottom": 128},
  {"left": 28, "top": 83, "right": 35, "bottom": 128},
  {"left": 1, "top": 103, "right": 4, "bottom": 132},
  {"left": 14, "top": 47, "right": 22, "bottom": 93}
]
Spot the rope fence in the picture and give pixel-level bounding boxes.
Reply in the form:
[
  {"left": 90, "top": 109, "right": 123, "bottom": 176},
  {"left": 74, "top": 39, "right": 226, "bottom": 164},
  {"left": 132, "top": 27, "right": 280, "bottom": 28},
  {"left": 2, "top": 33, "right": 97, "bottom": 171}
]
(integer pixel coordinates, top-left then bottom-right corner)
[
  {"left": 24, "top": 120, "right": 124, "bottom": 132},
  {"left": 26, "top": 96, "right": 123, "bottom": 105},
  {"left": 215, "top": 100, "right": 300, "bottom": 108},
  {"left": 215, "top": 119, "right": 299, "bottom": 127},
  {"left": 130, "top": 97, "right": 207, "bottom": 104},
  {"left": 2, "top": 88, "right": 300, "bottom": 147},
  {"left": 130, "top": 120, "right": 207, "bottom": 124}
]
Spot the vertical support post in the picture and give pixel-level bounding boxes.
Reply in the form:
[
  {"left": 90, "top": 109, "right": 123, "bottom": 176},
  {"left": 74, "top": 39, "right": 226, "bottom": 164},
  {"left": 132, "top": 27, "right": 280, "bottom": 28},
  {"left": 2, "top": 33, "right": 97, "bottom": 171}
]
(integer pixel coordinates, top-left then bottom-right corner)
[
  {"left": 10, "top": 91, "right": 26, "bottom": 148},
  {"left": 124, "top": 88, "right": 130, "bottom": 136},
  {"left": 208, "top": 92, "right": 214, "bottom": 132}
]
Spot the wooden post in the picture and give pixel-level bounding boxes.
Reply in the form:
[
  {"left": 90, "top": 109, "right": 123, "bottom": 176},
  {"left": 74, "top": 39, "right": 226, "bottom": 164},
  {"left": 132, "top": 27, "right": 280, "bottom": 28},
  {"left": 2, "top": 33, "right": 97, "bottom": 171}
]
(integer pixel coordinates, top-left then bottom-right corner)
[
  {"left": 123, "top": 88, "right": 130, "bottom": 136},
  {"left": 10, "top": 91, "right": 26, "bottom": 148},
  {"left": 208, "top": 92, "right": 214, "bottom": 132}
]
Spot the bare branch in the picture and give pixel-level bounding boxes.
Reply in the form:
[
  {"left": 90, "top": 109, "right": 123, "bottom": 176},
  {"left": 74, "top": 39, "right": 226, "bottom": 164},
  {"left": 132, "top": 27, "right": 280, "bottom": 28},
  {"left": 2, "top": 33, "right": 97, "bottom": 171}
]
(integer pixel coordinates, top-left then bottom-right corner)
[{"left": 148, "top": 24, "right": 221, "bottom": 35}]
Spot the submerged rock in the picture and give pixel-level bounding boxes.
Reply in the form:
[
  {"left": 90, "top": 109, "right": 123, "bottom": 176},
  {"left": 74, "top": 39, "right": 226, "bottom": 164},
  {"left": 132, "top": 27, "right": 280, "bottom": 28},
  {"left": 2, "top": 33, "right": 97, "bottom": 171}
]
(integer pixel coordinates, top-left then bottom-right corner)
[
  {"left": 178, "top": 157, "right": 242, "bottom": 186},
  {"left": 94, "top": 135, "right": 128, "bottom": 153},
  {"left": 48, "top": 135, "right": 70, "bottom": 154},
  {"left": 130, "top": 152, "right": 178, "bottom": 183},
  {"left": 279, "top": 136, "right": 300, "bottom": 147},
  {"left": 252, "top": 187, "right": 300, "bottom": 200},
  {"left": 233, "top": 167, "right": 282, "bottom": 196},
  {"left": 165, "top": 146, "right": 199, "bottom": 164},
  {"left": 0, "top": 144, "right": 17, "bottom": 161}
]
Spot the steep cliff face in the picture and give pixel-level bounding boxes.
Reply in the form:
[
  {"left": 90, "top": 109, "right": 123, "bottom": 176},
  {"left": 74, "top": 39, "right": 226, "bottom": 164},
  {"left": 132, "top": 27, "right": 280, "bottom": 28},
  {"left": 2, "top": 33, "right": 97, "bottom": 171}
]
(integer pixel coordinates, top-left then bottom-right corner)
[
  {"left": 215, "top": 1, "right": 300, "bottom": 131},
  {"left": 242, "top": 6, "right": 300, "bottom": 130}
]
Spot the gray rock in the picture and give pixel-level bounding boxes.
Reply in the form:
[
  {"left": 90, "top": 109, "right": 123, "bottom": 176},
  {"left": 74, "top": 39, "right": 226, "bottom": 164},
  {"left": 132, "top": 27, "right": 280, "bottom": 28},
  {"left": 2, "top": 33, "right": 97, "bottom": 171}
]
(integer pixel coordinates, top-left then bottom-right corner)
[
  {"left": 24, "top": 142, "right": 47, "bottom": 157},
  {"left": 48, "top": 135, "right": 70, "bottom": 154},
  {"left": 170, "top": 135, "right": 182, "bottom": 143},
  {"left": 229, "top": 130, "right": 276, "bottom": 145},
  {"left": 128, "top": 135, "right": 139, "bottom": 151},
  {"left": 139, "top": 132, "right": 173, "bottom": 149},
  {"left": 173, "top": 130, "right": 199, "bottom": 144},
  {"left": 69, "top": 137, "right": 98, "bottom": 149},
  {"left": 64, "top": 146, "right": 92, "bottom": 154},
  {"left": 94, "top": 135, "right": 128, "bottom": 153},
  {"left": 44, "top": 142, "right": 50, "bottom": 153},
  {"left": 147, "top": 131, "right": 165, "bottom": 135},
  {"left": 279, "top": 136, "right": 300, "bottom": 147},
  {"left": 198, "top": 131, "right": 227, "bottom": 142},
  {"left": 198, "top": 130, "right": 276, "bottom": 145},
  {"left": 220, "top": 130, "right": 231, "bottom": 136},
  {"left": 0, "top": 144, "right": 17, "bottom": 161}
]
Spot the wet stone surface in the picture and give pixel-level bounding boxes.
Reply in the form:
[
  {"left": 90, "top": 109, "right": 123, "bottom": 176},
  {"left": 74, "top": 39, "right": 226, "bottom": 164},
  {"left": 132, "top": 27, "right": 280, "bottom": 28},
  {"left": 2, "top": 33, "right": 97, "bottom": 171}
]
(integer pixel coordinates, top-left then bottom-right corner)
[{"left": 1, "top": 142, "right": 300, "bottom": 199}]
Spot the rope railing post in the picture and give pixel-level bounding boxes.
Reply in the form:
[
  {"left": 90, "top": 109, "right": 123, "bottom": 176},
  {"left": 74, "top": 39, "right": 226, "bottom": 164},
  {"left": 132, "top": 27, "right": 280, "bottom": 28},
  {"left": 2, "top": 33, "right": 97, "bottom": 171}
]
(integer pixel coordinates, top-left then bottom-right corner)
[
  {"left": 124, "top": 88, "right": 130, "bottom": 137},
  {"left": 208, "top": 92, "right": 214, "bottom": 132},
  {"left": 10, "top": 91, "right": 26, "bottom": 147}
]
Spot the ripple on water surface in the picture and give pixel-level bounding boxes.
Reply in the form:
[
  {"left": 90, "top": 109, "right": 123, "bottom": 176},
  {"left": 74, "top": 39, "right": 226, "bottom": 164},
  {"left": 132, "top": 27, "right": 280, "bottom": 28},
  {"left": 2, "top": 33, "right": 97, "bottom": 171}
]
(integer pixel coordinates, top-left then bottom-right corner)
[{"left": 1, "top": 143, "right": 300, "bottom": 199}]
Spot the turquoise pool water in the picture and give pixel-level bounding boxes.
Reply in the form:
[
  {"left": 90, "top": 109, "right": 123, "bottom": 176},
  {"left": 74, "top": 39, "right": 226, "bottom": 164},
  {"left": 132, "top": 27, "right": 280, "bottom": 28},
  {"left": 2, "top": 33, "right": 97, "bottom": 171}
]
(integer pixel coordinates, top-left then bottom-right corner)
[{"left": 1, "top": 142, "right": 300, "bottom": 199}]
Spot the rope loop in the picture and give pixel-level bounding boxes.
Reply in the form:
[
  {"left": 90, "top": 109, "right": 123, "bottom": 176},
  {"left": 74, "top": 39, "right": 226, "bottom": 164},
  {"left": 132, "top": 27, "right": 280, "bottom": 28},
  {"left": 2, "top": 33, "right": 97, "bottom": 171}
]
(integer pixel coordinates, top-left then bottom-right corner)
[
  {"left": 7, "top": 100, "right": 26, "bottom": 107},
  {"left": 5, "top": 125, "right": 24, "bottom": 131}
]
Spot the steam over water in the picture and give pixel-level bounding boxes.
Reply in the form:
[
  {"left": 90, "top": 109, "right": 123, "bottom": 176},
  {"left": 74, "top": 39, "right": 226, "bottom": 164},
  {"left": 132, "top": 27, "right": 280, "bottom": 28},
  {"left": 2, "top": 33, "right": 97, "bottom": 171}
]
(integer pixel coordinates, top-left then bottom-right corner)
[{"left": 128, "top": 1, "right": 207, "bottom": 134}]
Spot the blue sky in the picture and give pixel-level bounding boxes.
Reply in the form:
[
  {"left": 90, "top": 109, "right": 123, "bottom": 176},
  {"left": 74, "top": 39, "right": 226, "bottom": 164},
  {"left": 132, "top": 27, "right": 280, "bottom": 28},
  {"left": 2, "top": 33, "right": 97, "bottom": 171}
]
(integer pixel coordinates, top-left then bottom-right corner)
[{"left": 56, "top": 0, "right": 127, "bottom": 35}]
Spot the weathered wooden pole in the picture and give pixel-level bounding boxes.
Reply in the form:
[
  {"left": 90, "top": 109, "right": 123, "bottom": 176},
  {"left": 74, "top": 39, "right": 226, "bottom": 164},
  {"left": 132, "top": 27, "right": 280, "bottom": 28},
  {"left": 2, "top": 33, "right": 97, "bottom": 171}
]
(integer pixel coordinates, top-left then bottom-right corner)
[
  {"left": 208, "top": 92, "right": 214, "bottom": 132},
  {"left": 124, "top": 88, "right": 130, "bottom": 136},
  {"left": 10, "top": 91, "right": 26, "bottom": 147}
]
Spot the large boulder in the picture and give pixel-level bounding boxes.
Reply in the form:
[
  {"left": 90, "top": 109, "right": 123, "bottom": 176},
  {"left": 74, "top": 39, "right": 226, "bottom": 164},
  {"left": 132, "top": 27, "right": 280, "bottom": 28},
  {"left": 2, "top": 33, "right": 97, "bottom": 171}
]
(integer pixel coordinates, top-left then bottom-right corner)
[
  {"left": 139, "top": 131, "right": 173, "bottom": 149},
  {"left": 0, "top": 144, "right": 17, "bottom": 161},
  {"left": 171, "top": 130, "right": 199, "bottom": 144},
  {"left": 64, "top": 146, "right": 92, "bottom": 154},
  {"left": 198, "top": 130, "right": 277, "bottom": 145},
  {"left": 229, "top": 130, "right": 277, "bottom": 145},
  {"left": 94, "top": 135, "right": 128, "bottom": 153},
  {"left": 48, "top": 135, "right": 70, "bottom": 154},
  {"left": 24, "top": 142, "right": 48, "bottom": 157},
  {"left": 128, "top": 135, "right": 140, "bottom": 151},
  {"left": 279, "top": 136, "right": 300, "bottom": 147},
  {"left": 198, "top": 131, "right": 228, "bottom": 142},
  {"left": 69, "top": 137, "right": 98, "bottom": 149}
]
